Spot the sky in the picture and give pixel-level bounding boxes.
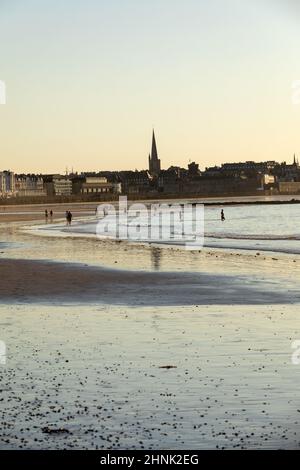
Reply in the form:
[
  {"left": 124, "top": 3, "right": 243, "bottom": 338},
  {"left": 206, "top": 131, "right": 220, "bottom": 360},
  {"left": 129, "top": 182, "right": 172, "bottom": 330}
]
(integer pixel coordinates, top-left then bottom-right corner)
[{"left": 0, "top": 0, "right": 300, "bottom": 173}]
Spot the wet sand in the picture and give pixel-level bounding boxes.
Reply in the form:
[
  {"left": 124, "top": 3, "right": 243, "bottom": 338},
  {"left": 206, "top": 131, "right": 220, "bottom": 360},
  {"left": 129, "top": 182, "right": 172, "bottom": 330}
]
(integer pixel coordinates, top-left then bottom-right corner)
[
  {"left": 0, "top": 258, "right": 299, "bottom": 306},
  {"left": 0, "top": 203, "right": 96, "bottom": 223},
  {"left": 1, "top": 303, "right": 300, "bottom": 450},
  {"left": 1, "top": 205, "right": 300, "bottom": 449}
]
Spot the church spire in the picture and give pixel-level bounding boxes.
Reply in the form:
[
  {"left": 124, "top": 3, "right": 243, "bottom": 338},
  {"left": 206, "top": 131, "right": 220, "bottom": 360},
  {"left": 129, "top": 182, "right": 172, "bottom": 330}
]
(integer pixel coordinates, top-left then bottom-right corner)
[
  {"left": 293, "top": 153, "right": 299, "bottom": 167},
  {"left": 148, "top": 129, "right": 161, "bottom": 176},
  {"left": 151, "top": 130, "right": 158, "bottom": 161}
]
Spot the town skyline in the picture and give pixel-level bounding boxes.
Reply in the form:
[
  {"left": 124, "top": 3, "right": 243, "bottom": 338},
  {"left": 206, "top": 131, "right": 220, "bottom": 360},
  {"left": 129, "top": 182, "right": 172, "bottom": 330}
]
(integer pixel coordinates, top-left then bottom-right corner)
[{"left": 1, "top": 129, "right": 300, "bottom": 200}]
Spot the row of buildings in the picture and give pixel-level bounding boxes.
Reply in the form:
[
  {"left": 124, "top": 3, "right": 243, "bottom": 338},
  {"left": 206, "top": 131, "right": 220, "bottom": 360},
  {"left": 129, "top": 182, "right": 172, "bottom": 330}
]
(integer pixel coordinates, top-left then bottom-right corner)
[
  {"left": 0, "top": 170, "right": 140, "bottom": 199},
  {"left": 1, "top": 132, "right": 300, "bottom": 199}
]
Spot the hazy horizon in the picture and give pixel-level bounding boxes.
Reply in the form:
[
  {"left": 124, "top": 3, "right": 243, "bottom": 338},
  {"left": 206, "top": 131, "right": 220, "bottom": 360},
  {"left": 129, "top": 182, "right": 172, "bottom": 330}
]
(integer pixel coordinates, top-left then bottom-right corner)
[{"left": 1, "top": 0, "right": 300, "bottom": 173}]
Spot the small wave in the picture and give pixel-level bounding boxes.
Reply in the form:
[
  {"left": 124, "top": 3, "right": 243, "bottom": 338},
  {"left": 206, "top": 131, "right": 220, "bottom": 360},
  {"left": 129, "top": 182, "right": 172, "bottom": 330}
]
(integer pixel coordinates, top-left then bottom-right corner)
[{"left": 205, "top": 232, "right": 300, "bottom": 241}]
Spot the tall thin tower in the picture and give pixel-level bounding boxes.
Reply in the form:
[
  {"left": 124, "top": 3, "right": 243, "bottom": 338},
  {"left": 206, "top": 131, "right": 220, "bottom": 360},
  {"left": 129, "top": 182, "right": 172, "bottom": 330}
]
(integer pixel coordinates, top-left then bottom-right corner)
[{"left": 148, "top": 130, "right": 161, "bottom": 176}]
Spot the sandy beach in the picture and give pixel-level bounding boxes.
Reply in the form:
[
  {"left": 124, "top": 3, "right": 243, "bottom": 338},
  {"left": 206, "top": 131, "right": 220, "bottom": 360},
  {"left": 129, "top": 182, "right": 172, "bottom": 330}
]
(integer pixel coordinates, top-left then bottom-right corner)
[{"left": 0, "top": 202, "right": 300, "bottom": 449}]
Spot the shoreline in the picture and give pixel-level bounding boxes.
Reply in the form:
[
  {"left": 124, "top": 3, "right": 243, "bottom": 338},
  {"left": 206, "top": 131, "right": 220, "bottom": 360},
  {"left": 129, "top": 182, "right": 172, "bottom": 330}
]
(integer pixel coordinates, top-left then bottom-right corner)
[
  {"left": 2, "top": 213, "right": 300, "bottom": 282},
  {"left": 22, "top": 220, "right": 300, "bottom": 257}
]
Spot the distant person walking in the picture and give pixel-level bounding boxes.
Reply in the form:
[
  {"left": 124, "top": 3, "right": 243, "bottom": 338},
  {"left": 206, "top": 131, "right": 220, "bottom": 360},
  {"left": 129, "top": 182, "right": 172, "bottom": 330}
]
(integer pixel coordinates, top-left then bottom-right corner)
[
  {"left": 66, "top": 211, "right": 73, "bottom": 225},
  {"left": 45, "top": 209, "right": 48, "bottom": 222},
  {"left": 221, "top": 209, "right": 225, "bottom": 221},
  {"left": 50, "top": 210, "right": 53, "bottom": 220}
]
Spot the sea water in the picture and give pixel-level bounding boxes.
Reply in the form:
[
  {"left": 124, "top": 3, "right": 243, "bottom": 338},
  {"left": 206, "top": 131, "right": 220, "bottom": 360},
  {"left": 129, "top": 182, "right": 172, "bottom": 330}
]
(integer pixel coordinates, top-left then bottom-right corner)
[{"left": 32, "top": 202, "right": 300, "bottom": 255}]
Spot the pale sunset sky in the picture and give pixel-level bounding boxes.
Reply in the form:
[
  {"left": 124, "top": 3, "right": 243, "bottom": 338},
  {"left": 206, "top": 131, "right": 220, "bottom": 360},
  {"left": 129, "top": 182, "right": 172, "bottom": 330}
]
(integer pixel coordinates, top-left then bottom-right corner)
[{"left": 0, "top": 0, "right": 300, "bottom": 173}]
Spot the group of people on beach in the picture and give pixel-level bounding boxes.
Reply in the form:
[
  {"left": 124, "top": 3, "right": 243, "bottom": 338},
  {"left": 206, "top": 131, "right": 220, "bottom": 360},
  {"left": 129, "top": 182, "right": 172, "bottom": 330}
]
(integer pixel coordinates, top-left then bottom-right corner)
[
  {"left": 44, "top": 209, "right": 53, "bottom": 222},
  {"left": 44, "top": 208, "right": 73, "bottom": 225}
]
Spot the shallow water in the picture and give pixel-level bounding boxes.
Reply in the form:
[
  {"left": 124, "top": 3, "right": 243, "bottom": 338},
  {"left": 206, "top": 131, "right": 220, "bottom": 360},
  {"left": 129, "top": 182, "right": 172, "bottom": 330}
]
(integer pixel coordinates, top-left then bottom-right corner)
[{"left": 27, "top": 203, "right": 300, "bottom": 255}]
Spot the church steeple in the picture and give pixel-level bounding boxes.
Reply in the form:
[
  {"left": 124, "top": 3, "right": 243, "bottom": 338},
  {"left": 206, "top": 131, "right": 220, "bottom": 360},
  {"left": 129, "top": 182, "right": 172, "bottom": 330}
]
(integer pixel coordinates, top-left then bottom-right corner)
[
  {"left": 148, "top": 129, "right": 161, "bottom": 176},
  {"left": 151, "top": 130, "right": 158, "bottom": 162}
]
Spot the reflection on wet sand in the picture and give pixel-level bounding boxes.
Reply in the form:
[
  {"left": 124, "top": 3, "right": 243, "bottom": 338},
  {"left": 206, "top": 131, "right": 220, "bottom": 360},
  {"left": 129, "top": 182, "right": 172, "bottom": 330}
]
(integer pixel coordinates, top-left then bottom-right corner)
[{"left": 151, "top": 247, "right": 162, "bottom": 271}]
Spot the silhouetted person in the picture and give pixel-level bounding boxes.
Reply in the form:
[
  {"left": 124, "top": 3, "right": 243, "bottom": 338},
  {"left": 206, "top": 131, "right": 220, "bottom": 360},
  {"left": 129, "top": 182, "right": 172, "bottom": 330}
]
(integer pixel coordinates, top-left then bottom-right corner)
[
  {"left": 50, "top": 210, "right": 53, "bottom": 219},
  {"left": 67, "top": 211, "right": 73, "bottom": 225},
  {"left": 221, "top": 209, "right": 225, "bottom": 221},
  {"left": 45, "top": 209, "right": 48, "bottom": 222}
]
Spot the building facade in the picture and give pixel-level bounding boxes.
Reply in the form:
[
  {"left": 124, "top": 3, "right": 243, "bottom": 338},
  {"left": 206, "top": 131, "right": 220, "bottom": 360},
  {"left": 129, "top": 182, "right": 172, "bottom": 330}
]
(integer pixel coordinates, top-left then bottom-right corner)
[
  {"left": 0, "top": 171, "right": 15, "bottom": 197},
  {"left": 15, "top": 175, "right": 46, "bottom": 197},
  {"left": 52, "top": 178, "right": 73, "bottom": 196},
  {"left": 119, "top": 171, "right": 151, "bottom": 194},
  {"left": 81, "top": 176, "right": 121, "bottom": 194}
]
